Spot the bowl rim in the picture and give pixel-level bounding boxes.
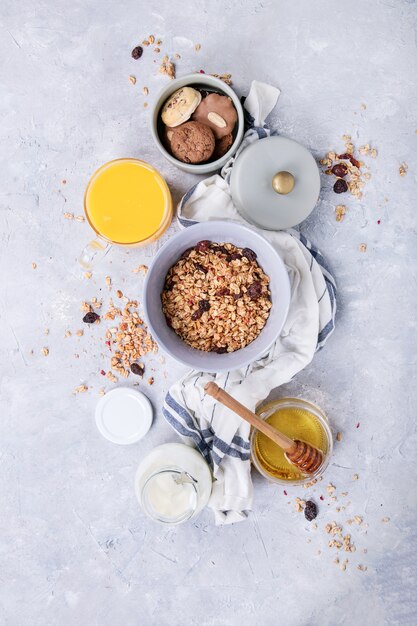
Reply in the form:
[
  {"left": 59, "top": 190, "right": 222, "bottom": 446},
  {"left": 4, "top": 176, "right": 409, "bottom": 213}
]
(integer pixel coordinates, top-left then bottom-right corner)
[
  {"left": 143, "top": 220, "right": 291, "bottom": 372},
  {"left": 150, "top": 73, "right": 245, "bottom": 173}
]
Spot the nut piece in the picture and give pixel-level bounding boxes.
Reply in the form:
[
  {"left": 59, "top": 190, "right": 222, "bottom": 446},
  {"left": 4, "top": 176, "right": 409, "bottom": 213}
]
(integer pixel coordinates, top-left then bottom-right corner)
[{"left": 207, "top": 112, "right": 227, "bottom": 128}]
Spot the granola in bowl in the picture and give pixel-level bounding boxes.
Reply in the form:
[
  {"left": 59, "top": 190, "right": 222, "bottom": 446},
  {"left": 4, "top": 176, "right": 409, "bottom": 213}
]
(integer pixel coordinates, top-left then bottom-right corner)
[{"left": 161, "top": 240, "right": 272, "bottom": 353}]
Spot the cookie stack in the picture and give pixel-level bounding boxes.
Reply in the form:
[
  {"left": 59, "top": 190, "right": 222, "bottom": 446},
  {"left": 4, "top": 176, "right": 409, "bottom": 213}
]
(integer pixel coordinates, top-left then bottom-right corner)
[{"left": 160, "top": 87, "right": 238, "bottom": 164}]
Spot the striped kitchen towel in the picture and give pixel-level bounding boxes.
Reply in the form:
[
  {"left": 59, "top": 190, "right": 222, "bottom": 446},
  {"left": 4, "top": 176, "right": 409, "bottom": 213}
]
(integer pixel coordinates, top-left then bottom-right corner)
[{"left": 163, "top": 81, "right": 337, "bottom": 525}]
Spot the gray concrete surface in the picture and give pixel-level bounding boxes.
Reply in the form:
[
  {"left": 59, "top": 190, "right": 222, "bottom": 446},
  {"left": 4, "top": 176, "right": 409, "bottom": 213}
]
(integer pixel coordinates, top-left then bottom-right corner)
[{"left": 1, "top": 1, "right": 416, "bottom": 624}]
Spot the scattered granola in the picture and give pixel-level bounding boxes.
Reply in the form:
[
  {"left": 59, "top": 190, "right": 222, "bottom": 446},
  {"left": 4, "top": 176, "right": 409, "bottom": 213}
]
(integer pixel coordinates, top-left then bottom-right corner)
[
  {"left": 41, "top": 347, "right": 49, "bottom": 356},
  {"left": 32, "top": 262, "right": 37, "bottom": 269},
  {"left": 335, "top": 205, "right": 346, "bottom": 222},
  {"left": 194, "top": 43, "right": 201, "bottom": 52},
  {"left": 359, "top": 243, "right": 367, "bottom": 253},
  {"left": 64, "top": 212, "right": 74, "bottom": 220},
  {"left": 105, "top": 276, "right": 112, "bottom": 287},
  {"left": 64, "top": 330, "right": 72, "bottom": 338},
  {"left": 128, "top": 75, "right": 136, "bottom": 85},
  {"left": 399, "top": 162, "right": 408, "bottom": 177},
  {"left": 142, "top": 86, "right": 149, "bottom": 96},
  {"left": 336, "top": 431, "right": 342, "bottom": 441},
  {"left": 132, "top": 264, "right": 148, "bottom": 274},
  {"left": 353, "top": 474, "right": 359, "bottom": 481},
  {"left": 357, "top": 564, "right": 367, "bottom": 571},
  {"left": 74, "top": 384, "right": 88, "bottom": 393},
  {"left": 44, "top": 329, "right": 49, "bottom": 335},
  {"left": 210, "top": 72, "right": 232, "bottom": 86},
  {"left": 76, "top": 330, "right": 84, "bottom": 337},
  {"left": 154, "top": 47, "right": 160, "bottom": 53},
  {"left": 148, "top": 376, "right": 154, "bottom": 385},
  {"left": 84, "top": 272, "right": 92, "bottom": 279},
  {"left": 75, "top": 215, "right": 85, "bottom": 222},
  {"left": 382, "top": 517, "right": 390, "bottom": 523},
  {"left": 161, "top": 241, "right": 271, "bottom": 352},
  {"left": 98, "top": 388, "right": 106, "bottom": 396},
  {"left": 116, "top": 290, "right": 123, "bottom": 298},
  {"left": 294, "top": 497, "right": 306, "bottom": 512},
  {"left": 159, "top": 55, "right": 176, "bottom": 79}
]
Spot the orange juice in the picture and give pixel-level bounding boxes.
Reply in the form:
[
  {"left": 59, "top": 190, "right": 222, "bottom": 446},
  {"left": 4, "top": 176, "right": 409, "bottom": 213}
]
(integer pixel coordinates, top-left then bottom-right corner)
[{"left": 84, "top": 159, "right": 172, "bottom": 245}]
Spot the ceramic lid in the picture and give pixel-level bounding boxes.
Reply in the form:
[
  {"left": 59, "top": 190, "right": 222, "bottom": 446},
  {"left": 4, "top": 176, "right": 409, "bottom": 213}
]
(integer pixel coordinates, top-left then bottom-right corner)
[
  {"left": 95, "top": 387, "right": 153, "bottom": 444},
  {"left": 230, "top": 136, "right": 321, "bottom": 230}
]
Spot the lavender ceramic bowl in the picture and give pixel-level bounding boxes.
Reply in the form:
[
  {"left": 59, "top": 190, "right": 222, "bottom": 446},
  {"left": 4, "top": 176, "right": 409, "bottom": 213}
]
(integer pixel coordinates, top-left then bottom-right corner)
[{"left": 143, "top": 221, "right": 290, "bottom": 372}]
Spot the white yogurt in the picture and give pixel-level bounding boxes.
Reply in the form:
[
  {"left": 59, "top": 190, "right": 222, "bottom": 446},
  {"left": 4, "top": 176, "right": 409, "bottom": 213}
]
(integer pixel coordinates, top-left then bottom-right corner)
[{"left": 135, "top": 443, "right": 212, "bottom": 524}]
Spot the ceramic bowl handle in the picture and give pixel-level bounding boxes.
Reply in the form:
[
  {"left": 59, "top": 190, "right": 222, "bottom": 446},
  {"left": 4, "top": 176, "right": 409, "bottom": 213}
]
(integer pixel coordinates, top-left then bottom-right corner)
[{"left": 78, "top": 237, "right": 112, "bottom": 270}]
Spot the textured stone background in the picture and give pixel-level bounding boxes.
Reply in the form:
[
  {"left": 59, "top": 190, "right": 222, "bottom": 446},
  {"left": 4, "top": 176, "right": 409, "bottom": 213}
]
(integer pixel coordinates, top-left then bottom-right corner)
[{"left": 1, "top": 1, "right": 416, "bottom": 624}]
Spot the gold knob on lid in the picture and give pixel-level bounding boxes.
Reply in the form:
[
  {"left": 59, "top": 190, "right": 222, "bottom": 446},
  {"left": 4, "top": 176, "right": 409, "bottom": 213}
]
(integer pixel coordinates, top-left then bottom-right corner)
[{"left": 272, "top": 171, "right": 295, "bottom": 195}]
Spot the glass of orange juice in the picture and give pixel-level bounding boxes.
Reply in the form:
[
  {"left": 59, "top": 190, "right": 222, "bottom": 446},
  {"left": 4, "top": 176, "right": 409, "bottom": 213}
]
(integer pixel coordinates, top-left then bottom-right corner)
[{"left": 79, "top": 158, "right": 172, "bottom": 269}]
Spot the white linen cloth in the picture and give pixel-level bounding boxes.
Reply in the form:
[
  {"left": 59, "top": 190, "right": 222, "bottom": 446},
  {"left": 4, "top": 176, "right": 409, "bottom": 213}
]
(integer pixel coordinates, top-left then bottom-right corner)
[{"left": 162, "top": 81, "right": 337, "bottom": 525}]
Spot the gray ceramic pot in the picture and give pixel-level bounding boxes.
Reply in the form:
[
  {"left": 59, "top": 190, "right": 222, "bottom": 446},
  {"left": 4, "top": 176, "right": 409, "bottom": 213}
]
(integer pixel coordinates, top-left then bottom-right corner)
[{"left": 151, "top": 73, "right": 244, "bottom": 174}]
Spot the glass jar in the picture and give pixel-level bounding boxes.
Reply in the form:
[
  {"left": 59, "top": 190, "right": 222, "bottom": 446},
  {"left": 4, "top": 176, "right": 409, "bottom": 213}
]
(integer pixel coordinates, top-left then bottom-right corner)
[
  {"left": 135, "top": 443, "right": 212, "bottom": 525},
  {"left": 250, "top": 397, "right": 333, "bottom": 486}
]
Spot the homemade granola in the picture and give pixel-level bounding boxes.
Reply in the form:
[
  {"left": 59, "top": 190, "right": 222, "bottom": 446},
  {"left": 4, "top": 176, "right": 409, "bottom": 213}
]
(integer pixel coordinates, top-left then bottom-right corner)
[{"left": 161, "top": 241, "right": 272, "bottom": 353}]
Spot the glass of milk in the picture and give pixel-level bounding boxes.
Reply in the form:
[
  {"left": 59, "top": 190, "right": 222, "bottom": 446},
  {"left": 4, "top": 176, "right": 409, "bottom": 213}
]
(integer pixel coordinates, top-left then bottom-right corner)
[{"left": 135, "top": 443, "right": 212, "bottom": 524}]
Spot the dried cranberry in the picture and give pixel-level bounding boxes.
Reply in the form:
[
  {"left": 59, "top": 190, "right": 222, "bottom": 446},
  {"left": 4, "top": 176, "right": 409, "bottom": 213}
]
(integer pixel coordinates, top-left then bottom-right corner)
[
  {"left": 83, "top": 311, "right": 100, "bottom": 324},
  {"left": 130, "top": 362, "right": 145, "bottom": 376},
  {"left": 304, "top": 500, "right": 318, "bottom": 521},
  {"left": 217, "top": 288, "right": 230, "bottom": 296},
  {"left": 181, "top": 247, "right": 193, "bottom": 259},
  {"left": 247, "top": 282, "right": 263, "bottom": 300},
  {"left": 333, "top": 179, "right": 348, "bottom": 194},
  {"left": 195, "top": 240, "right": 211, "bottom": 252},
  {"left": 242, "top": 248, "right": 257, "bottom": 261},
  {"left": 199, "top": 299, "right": 210, "bottom": 312},
  {"left": 331, "top": 163, "right": 348, "bottom": 178},
  {"left": 214, "top": 346, "right": 228, "bottom": 354},
  {"left": 131, "top": 46, "right": 143, "bottom": 60},
  {"left": 191, "top": 309, "right": 203, "bottom": 321},
  {"left": 195, "top": 263, "right": 208, "bottom": 274}
]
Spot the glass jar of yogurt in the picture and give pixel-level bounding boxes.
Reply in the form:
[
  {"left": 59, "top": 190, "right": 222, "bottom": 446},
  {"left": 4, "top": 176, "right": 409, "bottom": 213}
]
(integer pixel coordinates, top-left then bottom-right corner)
[{"left": 135, "top": 443, "right": 212, "bottom": 524}]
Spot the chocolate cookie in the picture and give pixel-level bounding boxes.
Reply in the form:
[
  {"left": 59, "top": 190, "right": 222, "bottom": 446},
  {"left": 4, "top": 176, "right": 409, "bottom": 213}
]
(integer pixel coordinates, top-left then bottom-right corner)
[
  {"left": 170, "top": 121, "right": 215, "bottom": 164},
  {"left": 192, "top": 93, "right": 237, "bottom": 139},
  {"left": 212, "top": 133, "right": 233, "bottom": 160}
]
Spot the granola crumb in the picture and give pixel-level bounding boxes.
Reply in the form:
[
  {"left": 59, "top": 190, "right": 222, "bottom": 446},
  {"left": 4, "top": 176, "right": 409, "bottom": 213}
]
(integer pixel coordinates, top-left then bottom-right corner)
[
  {"left": 32, "top": 262, "right": 37, "bottom": 269},
  {"left": 148, "top": 34, "right": 155, "bottom": 45},
  {"left": 361, "top": 103, "right": 367, "bottom": 109},
  {"left": 382, "top": 516, "right": 390, "bottom": 523},
  {"left": 336, "top": 431, "right": 342, "bottom": 442},
  {"left": 84, "top": 271, "right": 92, "bottom": 279},
  {"left": 76, "top": 330, "right": 84, "bottom": 337},
  {"left": 159, "top": 57, "right": 176, "bottom": 79},
  {"left": 142, "top": 86, "right": 149, "bottom": 96},
  {"left": 132, "top": 264, "right": 148, "bottom": 274},
  {"left": 75, "top": 215, "right": 85, "bottom": 222},
  {"left": 105, "top": 276, "right": 112, "bottom": 287},
  {"left": 116, "top": 290, "right": 123, "bottom": 299},
  {"left": 353, "top": 474, "right": 359, "bottom": 481},
  {"left": 354, "top": 516, "right": 363, "bottom": 525},
  {"left": 44, "top": 329, "right": 49, "bottom": 335},
  {"left": 357, "top": 564, "right": 368, "bottom": 571},
  {"left": 64, "top": 330, "right": 72, "bottom": 338},
  {"left": 64, "top": 212, "right": 74, "bottom": 220},
  {"left": 370, "top": 148, "right": 378, "bottom": 158},
  {"left": 335, "top": 205, "right": 346, "bottom": 222},
  {"left": 41, "top": 347, "right": 49, "bottom": 356},
  {"left": 359, "top": 243, "right": 367, "bottom": 253},
  {"left": 194, "top": 43, "right": 201, "bottom": 52},
  {"left": 98, "top": 388, "right": 106, "bottom": 396},
  {"left": 399, "top": 162, "right": 408, "bottom": 176},
  {"left": 106, "top": 371, "right": 118, "bottom": 383},
  {"left": 143, "top": 102, "right": 148, "bottom": 108},
  {"left": 154, "top": 47, "right": 160, "bottom": 53},
  {"left": 294, "top": 497, "right": 306, "bottom": 512},
  {"left": 128, "top": 75, "right": 136, "bottom": 85},
  {"left": 74, "top": 384, "right": 88, "bottom": 393},
  {"left": 326, "top": 483, "right": 336, "bottom": 495},
  {"left": 174, "top": 53, "right": 181, "bottom": 59},
  {"left": 142, "top": 39, "right": 150, "bottom": 46},
  {"left": 148, "top": 376, "right": 154, "bottom": 385},
  {"left": 156, "top": 39, "right": 162, "bottom": 45}
]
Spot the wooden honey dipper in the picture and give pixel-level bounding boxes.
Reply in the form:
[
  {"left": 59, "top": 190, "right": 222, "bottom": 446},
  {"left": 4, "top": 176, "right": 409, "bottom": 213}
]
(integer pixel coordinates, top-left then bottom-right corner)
[{"left": 204, "top": 382, "right": 323, "bottom": 475}]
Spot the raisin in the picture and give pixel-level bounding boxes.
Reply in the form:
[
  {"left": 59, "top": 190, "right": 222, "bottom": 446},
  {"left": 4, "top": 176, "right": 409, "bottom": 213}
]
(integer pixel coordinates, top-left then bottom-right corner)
[
  {"left": 165, "top": 315, "right": 173, "bottom": 328},
  {"left": 195, "top": 240, "right": 211, "bottom": 252},
  {"left": 233, "top": 291, "right": 243, "bottom": 301},
  {"left": 338, "top": 153, "right": 361, "bottom": 168},
  {"left": 212, "top": 245, "right": 228, "bottom": 255},
  {"left": 195, "top": 263, "right": 208, "bottom": 274},
  {"left": 198, "top": 299, "right": 210, "bottom": 312},
  {"left": 226, "top": 252, "right": 242, "bottom": 262},
  {"left": 331, "top": 163, "right": 348, "bottom": 178},
  {"left": 130, "top": 362, "right": 145, "bottom": 376},
  {"left": 242, "top": 247, "right": 257, "bottom": 261},
  {"left": 217, "top": 288, "right": 230, "bottom": 296},
  {"left": 83, "top": 311, "right": 100, "bottom": 324},
  {"left": 131, "top": 46, "right": 143, "bottom": 60},
  {"left": 304, "top": 500, "right": 318, "bottom": 521},
  {"left": 191, "top": 309, "right": 203, "bottom": 321},
  {"left": 214, "top": 346, "right": 228, "bottom": 354},
  {"left": 181, "top": 247, "right": 193, "bottom": 259},
  {"left": 333, "top": 179, "right": 348, "bottom": 194},
  {"left": 247, "top": 282, "right": 262, "bottom": 300}
]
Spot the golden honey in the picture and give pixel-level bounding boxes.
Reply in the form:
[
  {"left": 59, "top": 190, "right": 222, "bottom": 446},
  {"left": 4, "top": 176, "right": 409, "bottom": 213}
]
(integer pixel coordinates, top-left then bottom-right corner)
[{"left": 251, "top": 398, "right": 332, "bottom": 483}]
